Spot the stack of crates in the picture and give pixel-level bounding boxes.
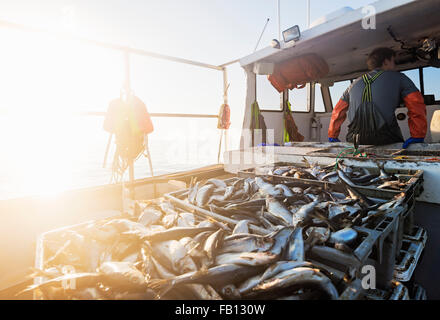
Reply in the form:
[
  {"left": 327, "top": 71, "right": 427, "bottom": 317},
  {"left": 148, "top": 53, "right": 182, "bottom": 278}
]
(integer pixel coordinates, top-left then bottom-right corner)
[{"left": 237, "top": 163, "right": 425, "bottom": 299}]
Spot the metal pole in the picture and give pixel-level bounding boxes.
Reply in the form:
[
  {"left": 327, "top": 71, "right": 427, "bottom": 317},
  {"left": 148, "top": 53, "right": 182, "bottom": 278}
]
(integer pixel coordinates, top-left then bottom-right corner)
[
  {"left": 102, "top": 133, "right": 113, "bottom": 168},
  {"left": 307, "top": 0, "right": 311, "bottom": 28},
  {"left": 278, "top": 0, "right": 281, "bottom": 41},
  {"left": 218, "top": 68, "right": 230, "bottom": 163},
  {"left": 124, "top": 50, "right": 135, "bottom": 199}
]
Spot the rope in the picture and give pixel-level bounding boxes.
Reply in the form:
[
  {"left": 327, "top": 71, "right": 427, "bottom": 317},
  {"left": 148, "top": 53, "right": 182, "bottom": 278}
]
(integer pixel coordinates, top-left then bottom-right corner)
[
  {"left": 334, "top": 147, "right": 368, "bottom": 171},
  {"left": 283, "top": 101, "right": 293, "bottom": 143}
]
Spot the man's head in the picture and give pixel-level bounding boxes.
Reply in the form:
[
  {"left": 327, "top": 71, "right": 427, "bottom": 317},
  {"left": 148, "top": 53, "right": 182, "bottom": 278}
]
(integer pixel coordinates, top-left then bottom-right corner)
[{"left": 367, "top": 47, "right": 396, "bottom": 71}]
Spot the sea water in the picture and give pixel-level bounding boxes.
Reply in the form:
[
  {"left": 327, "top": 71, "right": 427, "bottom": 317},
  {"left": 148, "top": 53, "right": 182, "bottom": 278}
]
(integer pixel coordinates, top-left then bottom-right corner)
[{"left": 0, "top": 115, "right": 227, "bottom": 200}]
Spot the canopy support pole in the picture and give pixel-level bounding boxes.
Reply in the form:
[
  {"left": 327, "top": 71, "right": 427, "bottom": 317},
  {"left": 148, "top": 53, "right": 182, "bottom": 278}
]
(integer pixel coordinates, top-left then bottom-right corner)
[{"left": 218, "top": 68, "right": 230, "bottom": 163}]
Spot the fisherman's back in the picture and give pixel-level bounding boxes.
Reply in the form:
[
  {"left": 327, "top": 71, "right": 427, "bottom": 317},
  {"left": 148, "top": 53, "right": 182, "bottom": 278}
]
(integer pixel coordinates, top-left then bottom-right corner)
[{"left": 328, "top": 47, "right": 427, "bottom": 148}]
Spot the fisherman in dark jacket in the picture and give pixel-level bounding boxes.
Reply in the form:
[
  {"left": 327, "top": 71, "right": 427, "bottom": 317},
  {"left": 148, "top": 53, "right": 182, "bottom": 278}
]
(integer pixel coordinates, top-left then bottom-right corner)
[{"left": 328, "top": 47, "right": 427, "bottom": 148}]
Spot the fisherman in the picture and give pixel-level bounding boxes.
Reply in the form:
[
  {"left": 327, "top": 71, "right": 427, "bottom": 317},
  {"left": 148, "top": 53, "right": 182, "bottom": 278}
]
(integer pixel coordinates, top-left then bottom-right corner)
[{"left": 328, "top": 47, "right": 427, "bottom": 148}]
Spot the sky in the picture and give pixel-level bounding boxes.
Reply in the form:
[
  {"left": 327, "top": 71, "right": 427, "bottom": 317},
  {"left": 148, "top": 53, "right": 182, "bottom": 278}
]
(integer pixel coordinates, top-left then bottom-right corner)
[
  {"left": 0, "top": 0, "right": 377, "bottom": 63},
  {"left": 0, "top": 0, "right": 382, "bottom": 144}
]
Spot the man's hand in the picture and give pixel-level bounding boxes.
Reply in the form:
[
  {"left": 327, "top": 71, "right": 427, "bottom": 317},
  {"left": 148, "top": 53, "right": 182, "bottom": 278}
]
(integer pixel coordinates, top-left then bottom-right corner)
[
  {"left": 328, "top": 138, "right": 341, "bottom": 142},
  {"left": 402, "top": 137, "right": 424, "bottom": 149}
]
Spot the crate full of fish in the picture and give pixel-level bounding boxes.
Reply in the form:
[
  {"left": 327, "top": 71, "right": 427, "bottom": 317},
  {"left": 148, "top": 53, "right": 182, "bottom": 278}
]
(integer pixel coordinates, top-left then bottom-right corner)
[
  {"left": 27, "top": 198, "right": 362, "bottom": 300},
  {"left": 238, "top": 160, "right": 422, "bottom": 265},
  {"left": 165, "top": 175, "right": 407, "bottom": 288},
  {"left": 237, "top": 160, "right": 424, "bottom": 201}
]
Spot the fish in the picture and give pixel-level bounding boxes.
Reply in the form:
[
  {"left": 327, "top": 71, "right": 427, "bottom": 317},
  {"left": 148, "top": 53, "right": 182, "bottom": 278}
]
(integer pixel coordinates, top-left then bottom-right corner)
[
  {"left": 266, "top": 227, "right": 296, "bottom": 257},
  {"left": 266, "top": 196, "right": 292, "bottom": 226},
  {"left": 329, "top": 228, "right": 358, "bottom": 245},
  {"left": 17, "top": 273, "right": 103, "bottom": 295},
  {"left": 369, "top": 162, "right": 391, "bottom": 184},
  {"left": 337, "top": 168, "right": 356, "bottom": 187},
  {"left": 203, "top": 229, "right": 225, "bottom": 264},
  {"left": 220, "top": 284, "right": 242, "bottom": 299},
  {"left": 206, "top": 178, "right": 227, "bottom": 189},
  {"left": 219, "top": 235, "right": 274, "bottom": 254},
  {"left": 247, "top": 267, "right": 339, "bottom": 300},
  {"left": 176, "top": 212, "right": 196, "bottom": 227},
  {"left": 321, "top": 171, "right": 338, "bottom": 181},
  {"left": 237, "top": 260, "right": 314, "bottom": 295},
  {"left": 255, "top": 177, "right": 283, "bottom": 197},
  {"left": 291, "top": 187, "right": 303, "bottom": 194},
  {"left": 137, "top": 227, "right": 217, "bottom": 242},
  {"left": 148, "top": 264, "right": 267, "bottom": 298},
  {"left": 274, "top": 184, "right": 294, "bottom": 197},
  {"left": 215, "top": 251, "right": 279, "bottom": 267},
  {"left": 305, "top": 227, "right": 330, "bottom": 245},
  {"left": 195, "top": 184, "right": 216, "bottom": 207},
  {"left": 188, "top": 181, "right": 200, "bottom": 204},
  {"left": 98, "top": 261, "right": 147, "bottom": 290},
  {"left": 162, "top": 212, "right": 179, "bottom": 228},
  {"left": 179, "top": 237, "right": 206, "bottom": 260},
  {"left": 285, "top": 227, "right": 304, "bottom": 261},
  {"left": 291, "top": 199, "right": 319, "bottom": 227},
  {"left": 232, "top": 220, "right": 250, "bottom": 234},
  {"left": 377, "top": 180, "right": 406, "bottom": 190},
  {"left": 138, "top": 207, "right": 163, "bottom": 227},
  {"left": 152, "top": 240, "right": 198, "bottom": 274}
]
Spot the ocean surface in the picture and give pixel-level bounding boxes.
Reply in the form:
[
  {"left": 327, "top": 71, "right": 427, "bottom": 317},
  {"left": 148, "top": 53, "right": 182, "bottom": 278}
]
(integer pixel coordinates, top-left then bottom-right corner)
[{"left": 0, "top": 115, "right": 231, "bottom": 200}]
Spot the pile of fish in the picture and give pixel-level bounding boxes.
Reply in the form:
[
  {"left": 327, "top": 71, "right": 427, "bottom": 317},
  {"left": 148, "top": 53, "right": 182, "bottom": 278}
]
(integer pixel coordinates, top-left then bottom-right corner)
[
  {"left": 21, "top": 163, "right": 407, "bottom": 300},
  {"left": 255, "top": 159, "right": 411, "bottom": 191}
]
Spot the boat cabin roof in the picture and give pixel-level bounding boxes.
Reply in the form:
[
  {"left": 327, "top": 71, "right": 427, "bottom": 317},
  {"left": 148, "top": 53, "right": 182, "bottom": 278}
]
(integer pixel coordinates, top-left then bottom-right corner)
[{"left": 240, "top": 0, "right": 440, "bottom": 84}]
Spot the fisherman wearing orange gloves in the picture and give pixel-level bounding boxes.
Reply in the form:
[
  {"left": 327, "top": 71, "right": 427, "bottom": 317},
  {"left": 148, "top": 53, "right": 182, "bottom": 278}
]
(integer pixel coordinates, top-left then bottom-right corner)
[{"left": 328, "top": 47, "right": 427, "bottom": 149}]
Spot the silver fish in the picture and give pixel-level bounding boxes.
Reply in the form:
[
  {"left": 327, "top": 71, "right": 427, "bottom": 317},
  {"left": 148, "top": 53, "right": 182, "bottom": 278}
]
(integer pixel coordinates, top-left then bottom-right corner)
[
  {"left": 206, "top": 178, "right": 227, "bottom": 189},
  {"left": 176, "top": 212, "right": 196, "bottom": 227},
  {"left": 138, "top": 207, "right": 162, "bottom": 227},
  {"left": 291, "top": 187, "right": 303, "bottom": 194},
  {"left": 274, "top": 184, "right": 294, "bottom": 197},
  {"left": 292, "top": 199, "right": 319, "bottom": 227},
  {"left": 329, "top": 228, "right": 358, "bottom": 245},
  {"left": 220, "top": 235, "right": 274, "bottom": 254},
  {"left": 232, "top": 220, "right": 250, "bottom": 234},
  {"left": 238, "top": 260, "right": 313, "bottom": 295},
  {"left": 215, "top": 251, "right": 278, "bottom": 267},
  {"left": 249, "top": 267, "right": 339, "bottom": 300},
  {"left": 286, "top": 227, "right": 304, "bottom": 261},
  {"left": 203, "top": 229, "right": 225, "bottom": 263},
  {"left": 256, "top": 177, "right": 283, "bottom": 197},
  {"left": 305, "top": 227, "right": 330, "bottom": 245},
  {"left": 266, "top": 196, "right": 292, "bottom": 226},
  {"left": 195, "top": 184, "right": 216, "bottom": 207},
  {"left": 148, "top": 264, "right": 267, "bottom": 298}
]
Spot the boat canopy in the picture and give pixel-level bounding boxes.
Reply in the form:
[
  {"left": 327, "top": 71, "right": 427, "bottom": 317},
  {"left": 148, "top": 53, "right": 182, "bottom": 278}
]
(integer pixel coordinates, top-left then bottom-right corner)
[{"left": 240, "top": 0, "right": 440, "bottom": 84}]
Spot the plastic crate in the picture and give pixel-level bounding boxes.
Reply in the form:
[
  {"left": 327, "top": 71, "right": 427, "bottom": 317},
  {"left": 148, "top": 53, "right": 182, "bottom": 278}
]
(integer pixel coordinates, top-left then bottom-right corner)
[
  {"left": 166, "top": 176, "right": 403, "bottom": 289},
  {"left": 33, "top": 216, "right": 125, "bottom": 300},
  {"left": 237, "top": 163, "right": 424, "bottom": 201},
  {"left": 364, "top": 281, "right": 410, "bottom": 300},
  {"left": 394, "top": 233, "right": 427, "bottom": 282}
]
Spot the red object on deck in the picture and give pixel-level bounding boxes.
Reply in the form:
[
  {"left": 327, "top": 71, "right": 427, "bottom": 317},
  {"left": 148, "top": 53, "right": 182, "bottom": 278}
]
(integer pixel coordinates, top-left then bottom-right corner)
[{"left": 268, "top": 53, "right": 329, "bottom": 93}]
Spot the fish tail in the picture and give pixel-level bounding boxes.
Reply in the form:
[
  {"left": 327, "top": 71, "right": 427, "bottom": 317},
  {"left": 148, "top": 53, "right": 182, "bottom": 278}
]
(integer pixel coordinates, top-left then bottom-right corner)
[
  {"left": 15, "top": 283, "right": 42, "bottom": 296},
  {"left": 148, "top": 279, "right": 173, "bottom": 298},
  {"left": 27, "top": 267, "right": 46, "bottom": 278}
]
